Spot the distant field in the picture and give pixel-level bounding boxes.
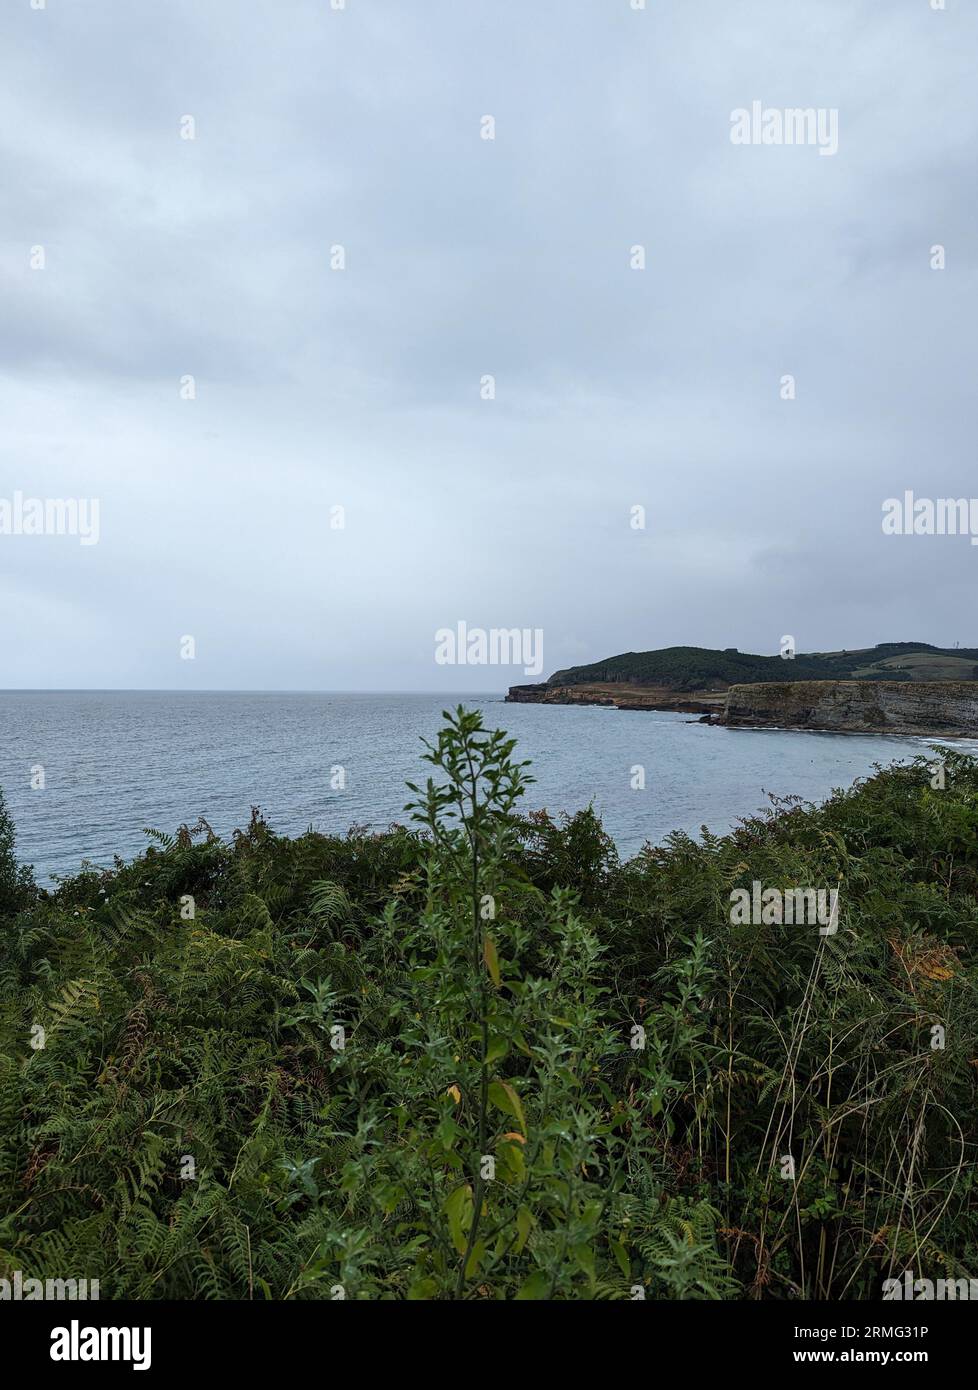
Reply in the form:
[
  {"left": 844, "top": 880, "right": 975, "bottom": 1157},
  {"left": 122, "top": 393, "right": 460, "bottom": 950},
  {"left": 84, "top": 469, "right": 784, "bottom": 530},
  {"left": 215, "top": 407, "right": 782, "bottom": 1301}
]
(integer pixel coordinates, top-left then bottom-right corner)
[{"left": 854, "top": 652, "right": 978, "bottom": 681}]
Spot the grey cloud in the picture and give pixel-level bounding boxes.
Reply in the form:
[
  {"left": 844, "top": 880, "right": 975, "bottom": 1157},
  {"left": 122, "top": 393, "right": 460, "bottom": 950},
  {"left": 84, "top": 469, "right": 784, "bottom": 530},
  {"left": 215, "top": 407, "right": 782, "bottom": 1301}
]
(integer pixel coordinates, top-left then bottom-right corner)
[{"left": 0, "top": 0, "right": 976, "bottom": 689}]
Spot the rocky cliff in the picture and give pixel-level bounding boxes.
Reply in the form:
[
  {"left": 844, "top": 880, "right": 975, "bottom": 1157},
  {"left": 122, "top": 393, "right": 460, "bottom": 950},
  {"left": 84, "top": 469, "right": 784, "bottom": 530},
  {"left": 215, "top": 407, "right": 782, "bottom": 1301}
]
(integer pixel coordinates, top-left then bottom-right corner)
[
  {"left": 717, "top": 681, "right": 978, "bottom": 737},
  {"left": 505, "top": 682, "right": 723, "bottom": 714}
]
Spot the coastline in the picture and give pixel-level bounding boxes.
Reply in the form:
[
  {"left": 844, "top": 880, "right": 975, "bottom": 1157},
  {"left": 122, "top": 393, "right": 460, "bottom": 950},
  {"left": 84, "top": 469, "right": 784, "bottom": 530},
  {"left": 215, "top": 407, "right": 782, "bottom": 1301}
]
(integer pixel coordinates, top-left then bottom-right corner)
[
  {"left": 505, "top": 681, "right": 724, "bottom": 717},
  {"left": 507, "top": 678, "right": 978, "bottom": 740}
]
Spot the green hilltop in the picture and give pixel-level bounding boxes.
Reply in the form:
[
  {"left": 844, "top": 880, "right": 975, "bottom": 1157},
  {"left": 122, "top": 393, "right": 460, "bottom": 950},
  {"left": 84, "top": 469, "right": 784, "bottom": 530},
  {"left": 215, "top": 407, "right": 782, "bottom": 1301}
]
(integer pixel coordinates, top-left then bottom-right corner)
[{"left": 546, "top": 642, "right": 978, "bottom": 692}]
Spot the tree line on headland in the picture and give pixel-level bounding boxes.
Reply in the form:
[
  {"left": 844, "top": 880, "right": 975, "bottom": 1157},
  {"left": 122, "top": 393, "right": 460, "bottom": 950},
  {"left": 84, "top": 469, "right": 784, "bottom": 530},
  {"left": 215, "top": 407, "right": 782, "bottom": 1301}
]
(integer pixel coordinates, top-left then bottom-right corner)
[{"left": 543, "top": 642, "right": 978, "bottom": 693}]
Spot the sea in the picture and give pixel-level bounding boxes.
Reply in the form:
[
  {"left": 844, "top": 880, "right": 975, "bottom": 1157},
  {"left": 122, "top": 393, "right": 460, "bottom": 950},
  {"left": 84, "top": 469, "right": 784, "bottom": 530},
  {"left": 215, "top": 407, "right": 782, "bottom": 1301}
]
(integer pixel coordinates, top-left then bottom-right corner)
[{"left": 0, "top": 691, "right": 959, "bottom": 885}]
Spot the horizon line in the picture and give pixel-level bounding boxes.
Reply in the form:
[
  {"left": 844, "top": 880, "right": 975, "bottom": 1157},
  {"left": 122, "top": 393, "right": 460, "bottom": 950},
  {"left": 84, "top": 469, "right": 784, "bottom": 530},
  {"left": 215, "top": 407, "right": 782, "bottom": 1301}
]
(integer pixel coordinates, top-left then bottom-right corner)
[{"left": 0, "top": 687, "right": 512, "bottom": 696}]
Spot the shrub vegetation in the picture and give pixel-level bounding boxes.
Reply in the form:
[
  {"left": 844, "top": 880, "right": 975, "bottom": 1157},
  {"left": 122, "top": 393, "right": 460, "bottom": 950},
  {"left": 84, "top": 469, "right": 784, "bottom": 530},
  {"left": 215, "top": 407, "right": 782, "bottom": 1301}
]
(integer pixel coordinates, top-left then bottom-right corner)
[{"left": 1, "top": 710, "right": 976, "bottom": 1299}]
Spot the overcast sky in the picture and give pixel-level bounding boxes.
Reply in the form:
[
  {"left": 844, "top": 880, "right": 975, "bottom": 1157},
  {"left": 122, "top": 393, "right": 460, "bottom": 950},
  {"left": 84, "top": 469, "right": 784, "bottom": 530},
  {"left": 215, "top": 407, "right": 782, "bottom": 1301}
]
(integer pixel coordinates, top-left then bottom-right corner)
[{"left": 1, "top": 0, "right": 975, "bottom": 691}]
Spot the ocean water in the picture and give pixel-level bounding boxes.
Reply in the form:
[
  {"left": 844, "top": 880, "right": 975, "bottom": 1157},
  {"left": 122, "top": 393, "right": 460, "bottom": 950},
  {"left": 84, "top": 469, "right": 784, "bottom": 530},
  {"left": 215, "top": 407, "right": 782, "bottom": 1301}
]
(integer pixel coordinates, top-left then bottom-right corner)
[{"left": 0, "top": 691, "right": 951, "bottom": 884}]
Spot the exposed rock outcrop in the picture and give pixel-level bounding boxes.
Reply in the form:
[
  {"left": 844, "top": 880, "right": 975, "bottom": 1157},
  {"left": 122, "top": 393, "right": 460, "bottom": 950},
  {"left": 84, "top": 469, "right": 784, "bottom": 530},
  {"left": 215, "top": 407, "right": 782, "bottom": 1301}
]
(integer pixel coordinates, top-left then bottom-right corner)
[
  {"left": 505, "top": 682, "right": 723, "bottom": 714},
  {"left": 716, "top": 681, "right": 978, "bottom": 737},
  {"left": 505, "top": 683, "right": 560, "bottom": 704}
]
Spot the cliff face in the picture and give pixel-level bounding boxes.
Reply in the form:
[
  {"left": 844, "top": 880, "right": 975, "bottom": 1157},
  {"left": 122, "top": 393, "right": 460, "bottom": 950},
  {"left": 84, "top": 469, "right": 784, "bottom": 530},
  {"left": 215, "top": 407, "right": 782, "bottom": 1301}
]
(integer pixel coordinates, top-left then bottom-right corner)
[
  {"left": 505, "top": 683, "right": 562, "bottom": 704},
  {"left": 505, "top": 682, "right": 724, "bottom": 714},
  {"left": 718, "top": 681, "right": 978, "bottom": 737},
  {"left": 506, "top": 683, "right": 619, "bottom": 706}
]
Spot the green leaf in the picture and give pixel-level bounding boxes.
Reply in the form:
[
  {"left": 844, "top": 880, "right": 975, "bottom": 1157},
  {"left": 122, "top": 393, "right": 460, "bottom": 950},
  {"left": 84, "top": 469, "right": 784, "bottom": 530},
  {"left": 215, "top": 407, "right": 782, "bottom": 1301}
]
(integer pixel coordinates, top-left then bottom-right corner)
[
  {"left": 515, "top": 1205, "right": 534, "bottom": 1254},
  {"left": 483, "top": 934, "right": 501, "bottom": 987},
  {"left": 497, "top": 1137, "right": 526, "bottom": 1183},
  {"left": 488, "top": 1080, "right": 527, "bottom": 1135},
  {"left": 435, "top": 1116, "right": 458, "bottom": 1152},
  {"left": 464, "top": 1240, "right": 486, "bottom": 1279},
  {"left": 407, "top": 1276, "right": 439, "bottom": 1300},
  {"left": 515, "top": 1270, "right": 551, "bottom": 1300},
  {"left": 444, "top": 1183, "right": 473, "bottom": 1256}
]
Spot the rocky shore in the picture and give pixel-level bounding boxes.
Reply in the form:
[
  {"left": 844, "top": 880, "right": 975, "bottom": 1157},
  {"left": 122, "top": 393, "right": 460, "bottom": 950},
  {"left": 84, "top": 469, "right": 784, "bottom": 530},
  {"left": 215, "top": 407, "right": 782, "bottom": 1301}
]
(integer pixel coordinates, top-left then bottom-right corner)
[
  {"left": 505, "top": 682, "right": 723, "bottom": 715},
  {"left": 713, "top": 680, "right": 978, "bottom": 737},
  {"left": 506, "top": 678, "right": 978, "bottom": 737}
]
